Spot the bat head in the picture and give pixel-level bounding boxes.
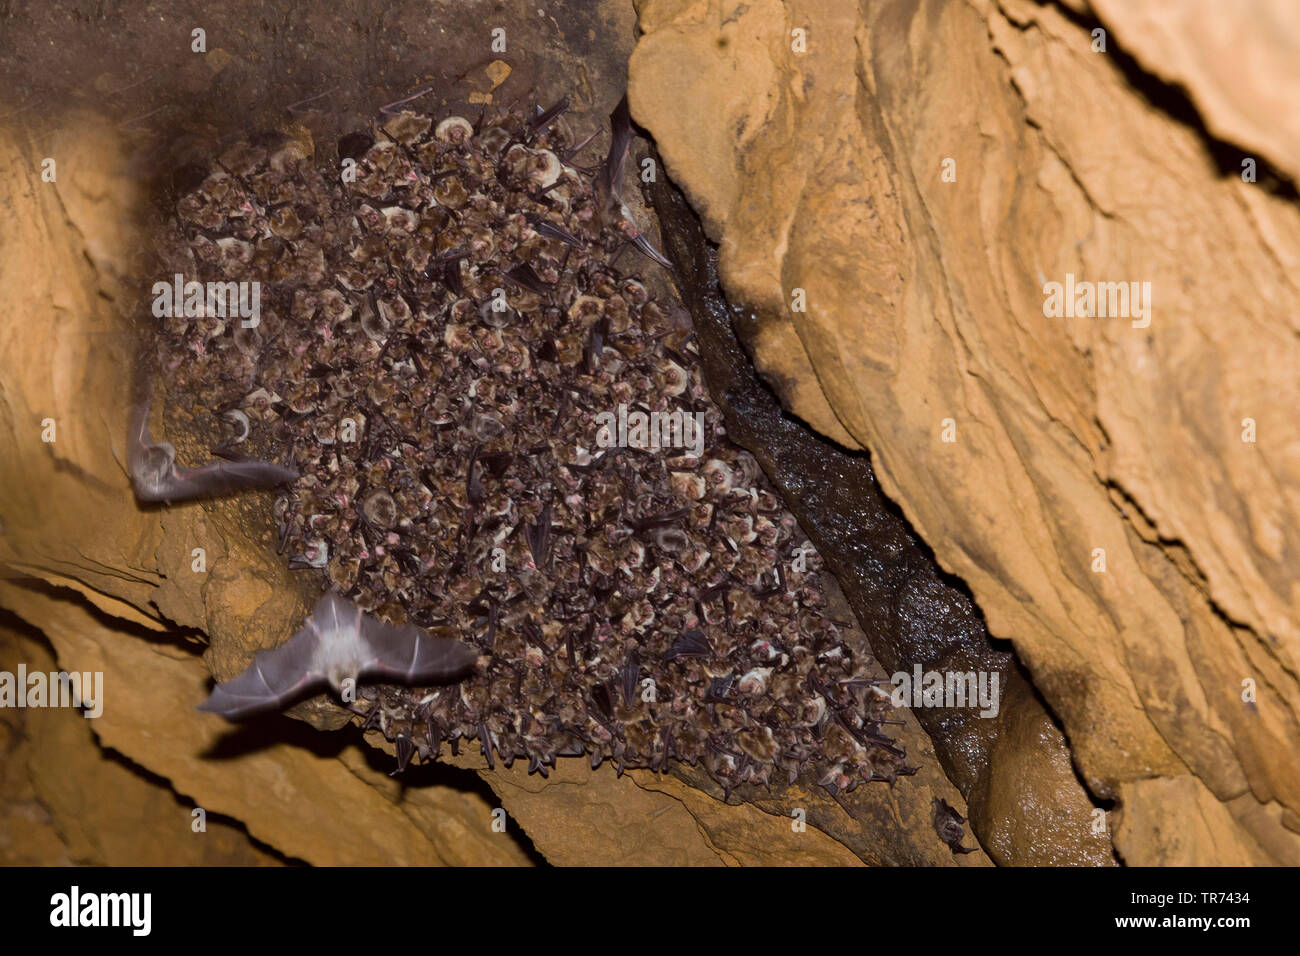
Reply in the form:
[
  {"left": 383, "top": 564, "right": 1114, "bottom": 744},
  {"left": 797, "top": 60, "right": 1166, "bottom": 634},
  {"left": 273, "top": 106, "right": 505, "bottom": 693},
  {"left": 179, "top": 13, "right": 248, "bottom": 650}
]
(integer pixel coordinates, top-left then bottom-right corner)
[
  {"left": 132, "top": 441, "right": 174, "bottom": 476},
  {"left": 130, "top": 443, "right": 177, "bottom": 500}
]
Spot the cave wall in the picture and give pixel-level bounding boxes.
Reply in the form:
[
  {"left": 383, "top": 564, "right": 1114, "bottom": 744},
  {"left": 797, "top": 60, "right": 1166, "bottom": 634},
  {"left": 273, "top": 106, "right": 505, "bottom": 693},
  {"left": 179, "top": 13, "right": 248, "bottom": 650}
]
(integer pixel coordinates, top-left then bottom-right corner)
[
  {"left": 0, "top": 0, "right": 990, "bottom": 859},
  {"left": 628, "top": 0, "right": 1300, "bottom": 864},
  {"left": 0, "top": 103, "right": 988, "bottom": 866},
  {"left": 1, "top": 0, "right": 1295, "bottom": 866}
]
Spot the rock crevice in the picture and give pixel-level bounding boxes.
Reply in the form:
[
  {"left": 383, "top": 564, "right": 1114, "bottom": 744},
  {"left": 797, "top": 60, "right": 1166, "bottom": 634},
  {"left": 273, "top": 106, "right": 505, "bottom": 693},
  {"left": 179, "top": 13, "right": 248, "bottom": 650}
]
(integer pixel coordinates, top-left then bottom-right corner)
[{"left": 629, "top": 0, "right": 1300, "bottom": 864}]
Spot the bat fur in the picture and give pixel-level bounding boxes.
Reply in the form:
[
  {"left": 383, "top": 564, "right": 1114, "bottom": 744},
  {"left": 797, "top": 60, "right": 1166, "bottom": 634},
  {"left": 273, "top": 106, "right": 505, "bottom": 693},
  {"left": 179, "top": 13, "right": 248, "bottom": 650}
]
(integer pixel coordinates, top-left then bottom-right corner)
[
  {"left": 596, "top": 95, "right": 671, "bottom": 268},
  {"left": 128, "top": 390, "right": 297, "bottom": 504},
  {"left": 197, "top": 592, "right": 480, "bottom": 719}
]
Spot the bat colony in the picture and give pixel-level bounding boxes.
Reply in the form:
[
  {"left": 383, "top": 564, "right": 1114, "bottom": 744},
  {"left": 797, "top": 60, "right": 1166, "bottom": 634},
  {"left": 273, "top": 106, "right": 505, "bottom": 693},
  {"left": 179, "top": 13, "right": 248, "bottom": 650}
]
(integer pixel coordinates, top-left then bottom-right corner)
[
  {"left": 134, "top": 91, "right": 914, "bottom": 797},
  {"left": 132, "top": 96, "right": 666, "bottom": 719}
]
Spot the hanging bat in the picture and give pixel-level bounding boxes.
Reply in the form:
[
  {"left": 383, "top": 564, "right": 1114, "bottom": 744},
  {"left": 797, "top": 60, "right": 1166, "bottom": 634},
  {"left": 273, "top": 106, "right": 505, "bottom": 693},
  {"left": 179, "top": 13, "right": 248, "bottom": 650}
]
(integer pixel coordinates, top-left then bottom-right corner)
[
  {"left": 595, "top": 94, "right": 672, "bottom": 268},
  {"left": 197, "top": 592, "right": 481, "bottom": 719},
  {"left": 524, "top": 212, "right": 582, "bottom": 248},
  {"left": 932, "top": 797, "right": 978, "bottom": 855},
  {"left": 526, "top": 94, "right": 570, "bottom": 140},
  {"left": 128, "top": 393, "right": 298, "bottom": 504}
]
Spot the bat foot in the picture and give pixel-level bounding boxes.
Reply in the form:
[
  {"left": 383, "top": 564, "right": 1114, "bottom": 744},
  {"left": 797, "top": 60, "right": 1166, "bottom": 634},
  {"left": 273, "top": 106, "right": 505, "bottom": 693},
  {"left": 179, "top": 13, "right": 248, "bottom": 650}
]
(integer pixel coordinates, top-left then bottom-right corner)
[{"left": 390, "top": 735, "right": 415, "bottom": 775}]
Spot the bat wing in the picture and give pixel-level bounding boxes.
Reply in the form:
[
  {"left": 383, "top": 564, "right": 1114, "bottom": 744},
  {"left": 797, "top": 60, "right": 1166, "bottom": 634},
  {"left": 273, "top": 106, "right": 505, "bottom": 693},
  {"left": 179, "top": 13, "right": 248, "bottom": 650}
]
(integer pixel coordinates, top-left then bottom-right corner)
[
  {"left": 593, "top": 96, "right": 672, "bottom": 269},
  {"left": 197, "top": 619, "right": 328, "bottom": 719},
  {"left": 128, "top": 386, "right": 297, "bottom": 503},
  {"left": 527, "top": 94, "right": 570, "bottom": 138},
  {"left": 164, "top": 458, "right": 298, "bottom": 502},
  {"left": 628, "top": 230, "right": 672, "bottom": 268},
  {"left": 597, "top": 95, "right": 633, "bottom": 203},
  {"left": 525, "top": 212, "right": 581, "bottom": 247},
  {"left": 126, "top": 396, "right": 176, "bottom": 500},
  {"left": 127, "top": 395, "right": 156, "bottom": 462},
  {"left": 308, "top": 591, "right": 365, "bottom": 639},
  {"left": 358, "top": 616, "right": 479, "bottom": 685}
]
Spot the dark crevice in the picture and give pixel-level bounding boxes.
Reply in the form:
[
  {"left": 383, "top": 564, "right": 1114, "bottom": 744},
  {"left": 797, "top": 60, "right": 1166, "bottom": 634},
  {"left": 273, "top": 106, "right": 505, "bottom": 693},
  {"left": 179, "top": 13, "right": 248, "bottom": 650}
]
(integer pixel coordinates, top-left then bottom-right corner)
[
  {"left": 1043, "top": 1, "right": 1298, "bottom": 201},
  {"left": 0, "top": 575, "right": 207, "bottom": 657},
  {"left": 1, "top": 595, "right": 545, "bottom": 865},
  {"left": 647, "top": 156, "right": 1113, "bottom": 864},
  {"left": 200, "top": 708, "right": 548, "bottom": 865},
  {"left": 0, "top": 607, "right": 303, "bottom": 865}
]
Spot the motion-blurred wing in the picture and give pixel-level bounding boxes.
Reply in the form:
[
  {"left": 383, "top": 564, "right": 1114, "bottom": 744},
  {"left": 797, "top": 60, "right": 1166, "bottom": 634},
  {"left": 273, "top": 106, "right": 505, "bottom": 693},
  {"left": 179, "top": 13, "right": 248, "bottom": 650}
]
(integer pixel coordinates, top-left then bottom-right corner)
[
  {"left": 196, "top": 616, "right": 327, "bottom": 720},
  {"left": 307, "top": 591, "right": 365, "bottom": 644},
  {"left": 163, "top": 458, "right": 298, "bottom": 503},
  {"left": 127, "top": 396, "right": 155, "bottom": 463},
  {"left": 358, "top": 616, "right": 479, "bottom": 684}
]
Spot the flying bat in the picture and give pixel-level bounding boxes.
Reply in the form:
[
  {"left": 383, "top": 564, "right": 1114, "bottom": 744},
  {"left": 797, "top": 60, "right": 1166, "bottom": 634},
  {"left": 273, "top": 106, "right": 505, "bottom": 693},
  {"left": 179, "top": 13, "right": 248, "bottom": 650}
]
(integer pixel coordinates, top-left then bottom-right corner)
[
  {"left": 197, "top": 592, "right": 481, "bottom": 719},
  {"left": 128, "top": 394, "right": 297, "bottom": 504},
  {"left": 595, "top": 94, "right": 672, "bottom": 268}
]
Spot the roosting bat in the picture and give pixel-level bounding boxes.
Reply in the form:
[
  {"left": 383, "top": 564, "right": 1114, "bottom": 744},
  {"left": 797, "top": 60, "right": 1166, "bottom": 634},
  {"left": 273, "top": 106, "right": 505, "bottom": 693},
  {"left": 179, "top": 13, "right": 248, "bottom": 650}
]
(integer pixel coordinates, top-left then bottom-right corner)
[
  {"left": 595, "top": 94, "right": 672, "bottom": 268},
  {"left": 197, "top": 592, "right": 481, "bottom": 719},
  {"left": 128, "top": 394, "right": 297, "bottom": 504},
  {"left": 932, "top": 797, "right": 977, "bottom": 855}
]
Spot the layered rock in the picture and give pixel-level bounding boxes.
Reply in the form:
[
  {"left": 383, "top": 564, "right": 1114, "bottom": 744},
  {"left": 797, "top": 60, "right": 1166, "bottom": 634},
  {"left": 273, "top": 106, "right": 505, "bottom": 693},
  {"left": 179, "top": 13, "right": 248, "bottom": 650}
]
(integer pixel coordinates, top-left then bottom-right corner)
[
  {"left": 629, "top": 0, "right": 1300, "bottom": 863},
  {"left": 0, "top": 107, "right": 981, "bottom": 865}
]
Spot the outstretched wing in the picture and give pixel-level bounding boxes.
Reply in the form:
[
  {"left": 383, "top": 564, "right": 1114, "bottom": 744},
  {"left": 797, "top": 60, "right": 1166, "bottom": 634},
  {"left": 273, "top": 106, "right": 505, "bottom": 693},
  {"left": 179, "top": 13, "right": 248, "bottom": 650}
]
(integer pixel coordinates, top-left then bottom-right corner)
[
  {"left": 158, "top": 458, "right": 298, "bottom": 503},
  {"left": 196, "top": 615, "right": 329, "bottom": 720},
  {"left": 358, "top": 616, "right": 480, "bottom": 684},
  {"left": 127, "top": 394, "right": 156, "bottom": 464},
  {"left": 308, "top": 591, "right": 365, "bottom": 641},
  {"left": 128, "top": 391, "right": 297, "bottom": 503}
]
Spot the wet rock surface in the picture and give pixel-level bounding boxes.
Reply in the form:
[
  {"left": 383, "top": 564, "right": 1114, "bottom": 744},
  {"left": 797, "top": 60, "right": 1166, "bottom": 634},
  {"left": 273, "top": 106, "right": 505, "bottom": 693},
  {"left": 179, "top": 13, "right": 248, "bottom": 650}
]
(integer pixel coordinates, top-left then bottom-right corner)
[{"left": 651, "top": 176, "right": 1109, "bottom": 865}]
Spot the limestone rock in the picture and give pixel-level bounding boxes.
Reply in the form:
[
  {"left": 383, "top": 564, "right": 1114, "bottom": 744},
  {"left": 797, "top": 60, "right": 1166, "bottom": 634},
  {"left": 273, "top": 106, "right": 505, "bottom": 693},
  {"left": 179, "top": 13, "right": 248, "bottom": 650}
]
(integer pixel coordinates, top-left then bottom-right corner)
[
  {"left": 629, "top": 0, "right": 1300, "bottom": 863},
  {"left": 0, "top": 621, "right": 282, "bottom": 865},
  {"left": 0, "top": 55, "right": 973, "bottom": 868},
  {"left": 0, "top": 119, "right": 526, "bottom": 866},
  {"left": 1091, "top": 0, "right": 1300, "bottom": 184},
  {"left": 1, "top": 579, "right": 531, "bottom": 865}
]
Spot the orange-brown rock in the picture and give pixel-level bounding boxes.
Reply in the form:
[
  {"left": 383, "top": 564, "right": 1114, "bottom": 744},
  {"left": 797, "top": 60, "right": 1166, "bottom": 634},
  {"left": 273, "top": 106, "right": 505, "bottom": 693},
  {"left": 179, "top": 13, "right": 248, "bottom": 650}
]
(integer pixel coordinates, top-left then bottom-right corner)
[
  {"left": 0, "top": 620, "right": 283, "bottom": 865},
  {"left": 629, "top": 0, "right": 1300, "bottom": 864},
  {"left": 0, "top": 96, "right": 975, "bottom": 867},
  {"left": 0, "top": 118, "right": 528, "bottom": 867}
]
